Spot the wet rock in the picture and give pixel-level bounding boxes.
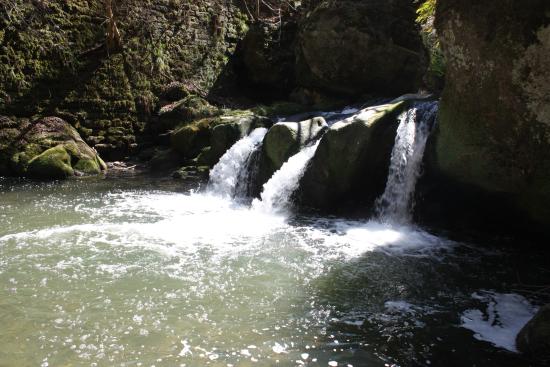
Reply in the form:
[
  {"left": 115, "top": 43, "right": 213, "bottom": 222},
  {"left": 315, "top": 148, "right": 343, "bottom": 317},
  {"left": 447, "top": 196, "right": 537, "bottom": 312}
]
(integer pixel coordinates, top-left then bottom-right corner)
[
  {"left": 170, "top": 110, "right": 271, "bottom": 166},
  {"left": 172, "top": 165, "right": 210, "bottom": 180},
  {"left": 299, "top": 97, "right": 423, "bottom": 210},
  {"left": 0, "top": 116, "right": 106, "bottom": 179},
  {"left": 517, "top": 305, "right": 550, "bottom": 363},
  {"left": 296, "top": 0, "right": 427, "bottom": 96},
  {"left": 262, "top": 117, "right": 328, "bottom": 172}
]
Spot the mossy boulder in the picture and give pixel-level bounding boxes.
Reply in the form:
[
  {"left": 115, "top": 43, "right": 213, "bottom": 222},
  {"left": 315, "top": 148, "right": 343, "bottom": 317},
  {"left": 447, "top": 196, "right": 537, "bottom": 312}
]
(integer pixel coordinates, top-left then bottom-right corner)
[
  {"left": 0, "top": 116, "right": 106, "bottom": 179},
  {"left": 27, "top": 145, "right": 75, "bottom": 179},
  {"left": 170, "top": 110, "right": 272, "bottom": 164},
  {"left": 296, "top": 0, "right": 427, "bottom": 96},
  {"left": 171, "top": 119, "right": 212, "bottom": 159},
  {"left": 298, "top": 98, "right": 422, "bottom": 210},
  {"left": 262, "top": 117, "right": 328, "bottom": 173},
  {"left": 517, "top": 305, "right": 550, "bottom": 363},
  {"left": 156, "top": 95, "right": 221, "bottom": 134},
  {"left": 434, "top": 0, "right": 550, "bottom": 228}
]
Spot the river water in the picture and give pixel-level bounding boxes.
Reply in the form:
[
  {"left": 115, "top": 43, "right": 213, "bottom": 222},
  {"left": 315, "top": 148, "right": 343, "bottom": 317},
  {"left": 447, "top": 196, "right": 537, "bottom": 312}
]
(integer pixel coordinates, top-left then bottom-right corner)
[{"left": 0, "top": 175, "right": 548, "bottom": 367}]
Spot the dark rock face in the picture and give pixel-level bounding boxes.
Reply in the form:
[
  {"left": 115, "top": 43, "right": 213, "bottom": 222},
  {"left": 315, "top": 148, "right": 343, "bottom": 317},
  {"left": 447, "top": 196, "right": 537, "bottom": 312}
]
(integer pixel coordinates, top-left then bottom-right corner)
[
  {"left": 296, "top": 0, "right": 427, "bottom": 96},
  {"left": 0, "top": 116, "right": 106, "bottom": 179},
  {"left": 239, "top": 21, "right": 298, "bottom": 97},
  {"left": 517, "top": 305, "right": 550, "bottom": 364},
  {"left": 434, "top": 0, "right": 550, "bottom": 227}
]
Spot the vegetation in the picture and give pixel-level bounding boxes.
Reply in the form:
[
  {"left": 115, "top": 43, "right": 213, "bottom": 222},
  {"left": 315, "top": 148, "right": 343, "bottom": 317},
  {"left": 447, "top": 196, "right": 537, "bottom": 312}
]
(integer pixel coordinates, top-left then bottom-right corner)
[{"left": 416, "top": 0, "right": 446, "bottom": 89}]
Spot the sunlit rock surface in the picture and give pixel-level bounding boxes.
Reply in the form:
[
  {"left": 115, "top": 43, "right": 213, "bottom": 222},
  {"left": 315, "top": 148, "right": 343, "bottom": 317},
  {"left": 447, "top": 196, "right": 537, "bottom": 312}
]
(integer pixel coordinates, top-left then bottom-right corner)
[{"left": 0, "top": 116, "right": 106, "bottom": 179}]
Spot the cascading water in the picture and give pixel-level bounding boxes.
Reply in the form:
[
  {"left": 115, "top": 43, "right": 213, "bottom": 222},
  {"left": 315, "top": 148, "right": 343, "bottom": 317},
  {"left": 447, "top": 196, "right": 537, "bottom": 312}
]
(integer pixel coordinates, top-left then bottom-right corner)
[
  {"left": 252, "top": 140, "right": 321, "bottom": 213},
  {"left": 234, "top": 146, "right": 262, "bottom": 199},
  {"left": 375, "top": 101, "right": 438, "bottom": 224},
  {"left": 207, "top": 128, "right": 268, "bottom": 198}
]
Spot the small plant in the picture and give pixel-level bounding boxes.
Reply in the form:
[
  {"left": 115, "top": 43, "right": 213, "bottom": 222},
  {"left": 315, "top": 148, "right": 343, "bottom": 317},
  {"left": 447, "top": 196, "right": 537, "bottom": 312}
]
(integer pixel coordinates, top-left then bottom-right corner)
[{"left": 416, "top": 0, "right": 446, "bottom": 88}]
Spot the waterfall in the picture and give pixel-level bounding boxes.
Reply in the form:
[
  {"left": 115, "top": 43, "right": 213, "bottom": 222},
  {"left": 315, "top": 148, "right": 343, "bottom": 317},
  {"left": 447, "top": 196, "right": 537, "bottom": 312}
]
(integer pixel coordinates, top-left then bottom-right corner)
[
  {"left": 375, "top": 101, "right": 438, "bottom": 224},
  {"left": 207, "top": 128, "right": 268, "bottom": 198},
  {"left": 252, "top": 140, "right": 321, "bottom": 213},
  {"left": 234, "top": 146, "right": 262, "bottom": 199}
]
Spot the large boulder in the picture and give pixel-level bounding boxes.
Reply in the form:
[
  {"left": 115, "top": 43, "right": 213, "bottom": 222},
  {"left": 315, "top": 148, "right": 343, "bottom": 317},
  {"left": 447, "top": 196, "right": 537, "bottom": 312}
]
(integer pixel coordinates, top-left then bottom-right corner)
[
  {"left": 517, "top": 305, "right": 550, "bottom": 363},
  {"left": 434, "top": 0, "right": 550, "bottom": 228},
  {"left": 296, "top": 0, "right": 427, "bottom": 96},
  {"left": 0, "top": 116, "right": 107, "bottom": 179},
  {"left": 262, "top": 117, "right": 328, "bottom": 173},
  {"left": 170, "top": 110, "right": 271, "bottom": 165},
  {"left": 299, "top": 97, "right": 427, "bottom": 210}
]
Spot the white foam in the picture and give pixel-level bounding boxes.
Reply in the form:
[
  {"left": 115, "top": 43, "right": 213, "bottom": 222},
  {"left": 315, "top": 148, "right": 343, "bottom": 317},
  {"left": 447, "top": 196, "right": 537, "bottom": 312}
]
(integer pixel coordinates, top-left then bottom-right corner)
[
  {"left": 253, "top": 141, "right": 320, "bottom": 214},
  {"left": 460, "top": 291, "right": 538, "bottom": 352},
  {"left": 208, "top": 128, "right": 267, "bottom": 198}
]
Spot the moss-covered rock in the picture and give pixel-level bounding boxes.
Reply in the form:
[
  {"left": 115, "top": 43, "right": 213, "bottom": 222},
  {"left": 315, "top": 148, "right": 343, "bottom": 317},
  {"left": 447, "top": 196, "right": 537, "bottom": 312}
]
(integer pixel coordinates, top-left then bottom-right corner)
[
  {"left": 262, "top": 117, "right": 328, "bottom": 173},
  {"left": 170, "top": 109, "right": 272, "bottom": 165},
  {"left": 434, "top": 0, "right": 550, "bottom": 227},
  {"left": 171, "top": 119, "right": 212, "bottom": 159},
  {"left": 296, "top": 0, "right": 427, "bottom": 96},
  {"left": 0, "top": 0, "right": 250, "bottom": 157},
  {"left": 27, "top": 145, "right": 74, "bottom": 179},
  {"left": 0, "top": 116, "right": 106, "bottom": 179},
  {"left": 299, "top": 99, "right": 420, "bottom": 210},
  {"left": 156, "top": 95, "right": 221, "bottom": 134},
  {"left": 517, "top": 305, "right": 550, "bottom": 363}
]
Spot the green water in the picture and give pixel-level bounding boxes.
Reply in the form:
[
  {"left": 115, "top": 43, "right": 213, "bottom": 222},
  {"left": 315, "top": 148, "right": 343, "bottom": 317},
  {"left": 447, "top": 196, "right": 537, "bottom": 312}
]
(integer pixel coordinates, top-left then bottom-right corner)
[{"left": 0, "top": 176, "right": 548, "bottom": 367}]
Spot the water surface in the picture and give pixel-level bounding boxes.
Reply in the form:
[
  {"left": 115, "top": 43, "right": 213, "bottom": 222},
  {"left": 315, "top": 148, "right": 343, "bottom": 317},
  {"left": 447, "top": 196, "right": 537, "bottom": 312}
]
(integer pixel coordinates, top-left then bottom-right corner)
[{"left": 0, "top": 177, "right": 547, "bottom": 366}]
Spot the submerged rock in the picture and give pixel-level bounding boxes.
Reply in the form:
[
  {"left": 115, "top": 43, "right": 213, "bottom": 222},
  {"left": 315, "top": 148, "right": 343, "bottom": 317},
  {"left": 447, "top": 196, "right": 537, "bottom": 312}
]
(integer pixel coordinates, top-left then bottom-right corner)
[
  {"left": 0, "top": 116, "right": 107, "bottom": 179},
  {"left": 517, "top": 305, "right": 550, "bottom": 363},
  {"left": 296, "top": 0, "right": 427, "bottom": 96},
  {"left": 434, "top": 0, "right": 550, "bottom": 228}
]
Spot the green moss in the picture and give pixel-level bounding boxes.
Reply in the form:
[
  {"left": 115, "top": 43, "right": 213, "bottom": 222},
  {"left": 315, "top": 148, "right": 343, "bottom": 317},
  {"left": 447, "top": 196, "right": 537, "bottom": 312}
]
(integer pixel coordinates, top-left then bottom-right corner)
[
  {"left": 27, "top": 145, "right": 74, "bottom": 179},
  {"left": 1, "top": 1, "right": 250, "bottom": 157},
  {"left": 171, "top": 118, "right": 212, "bottom": 158},
  {"left": 73, "top": 158, "right": 101, "bottom": 174},
  {"left": 416, "top": 0, "right": 445, "bottom": 89}
]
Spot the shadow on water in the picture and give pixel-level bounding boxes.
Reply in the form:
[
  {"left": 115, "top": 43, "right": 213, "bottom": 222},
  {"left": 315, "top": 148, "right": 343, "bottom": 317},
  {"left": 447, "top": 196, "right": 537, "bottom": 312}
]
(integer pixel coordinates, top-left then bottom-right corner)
[{"left": 295, "top": 223, "right": 550, "bottom": 367}]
